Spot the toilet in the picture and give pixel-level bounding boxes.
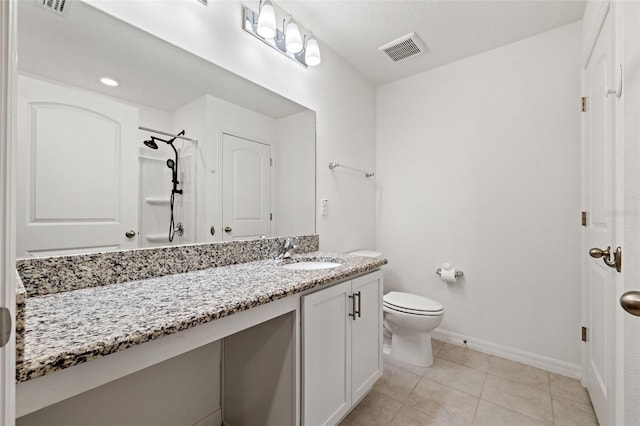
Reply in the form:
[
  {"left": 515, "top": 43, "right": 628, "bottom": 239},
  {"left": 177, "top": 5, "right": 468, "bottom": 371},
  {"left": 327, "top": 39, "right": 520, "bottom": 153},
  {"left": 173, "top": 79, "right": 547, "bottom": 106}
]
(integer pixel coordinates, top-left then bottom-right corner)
[
  {"left": 348, "top": 250, "right": 445, "bottom": 368},
  {"left": 383, "top": 291, "right": 444, "bottom": 367}
]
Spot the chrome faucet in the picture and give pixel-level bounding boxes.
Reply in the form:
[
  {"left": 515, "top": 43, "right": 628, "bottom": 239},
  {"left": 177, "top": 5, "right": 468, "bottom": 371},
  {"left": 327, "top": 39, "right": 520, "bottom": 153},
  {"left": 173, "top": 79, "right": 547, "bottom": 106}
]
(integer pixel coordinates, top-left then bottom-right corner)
[{"left": 274, "top": 237, "right": 297, "bottom": 260}]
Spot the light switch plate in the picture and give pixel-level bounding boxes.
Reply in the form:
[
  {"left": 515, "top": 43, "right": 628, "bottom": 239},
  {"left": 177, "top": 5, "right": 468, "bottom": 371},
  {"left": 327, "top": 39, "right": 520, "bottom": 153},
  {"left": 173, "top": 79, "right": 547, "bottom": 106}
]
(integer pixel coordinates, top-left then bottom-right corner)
[{"left": 320, "top": 199, "right": 328, "bottom": 216}]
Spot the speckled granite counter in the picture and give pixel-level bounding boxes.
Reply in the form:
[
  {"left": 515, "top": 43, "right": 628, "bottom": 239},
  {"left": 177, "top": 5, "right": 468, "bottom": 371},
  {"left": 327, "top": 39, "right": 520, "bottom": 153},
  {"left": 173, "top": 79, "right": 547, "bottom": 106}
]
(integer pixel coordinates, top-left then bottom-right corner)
[{"left": 17, "top": 251, "right": 386, "bottom": 382}]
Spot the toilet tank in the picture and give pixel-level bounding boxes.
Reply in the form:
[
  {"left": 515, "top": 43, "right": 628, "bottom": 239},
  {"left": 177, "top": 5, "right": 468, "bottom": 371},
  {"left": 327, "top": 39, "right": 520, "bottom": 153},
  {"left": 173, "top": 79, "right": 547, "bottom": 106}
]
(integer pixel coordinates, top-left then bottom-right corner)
[{"left": 348, "top": 250, "right": 382, "bottom": 258}]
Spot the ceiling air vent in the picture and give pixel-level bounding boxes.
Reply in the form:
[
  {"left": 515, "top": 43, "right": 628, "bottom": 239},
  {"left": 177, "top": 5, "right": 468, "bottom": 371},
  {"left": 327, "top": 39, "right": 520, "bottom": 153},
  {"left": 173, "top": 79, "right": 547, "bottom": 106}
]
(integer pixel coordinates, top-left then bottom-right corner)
[
  {"left": 36, "top": 0, "right": 69, "bottom": 16},
  {"left": 378, "top": 32, "right": 427, "bottom": 63}
]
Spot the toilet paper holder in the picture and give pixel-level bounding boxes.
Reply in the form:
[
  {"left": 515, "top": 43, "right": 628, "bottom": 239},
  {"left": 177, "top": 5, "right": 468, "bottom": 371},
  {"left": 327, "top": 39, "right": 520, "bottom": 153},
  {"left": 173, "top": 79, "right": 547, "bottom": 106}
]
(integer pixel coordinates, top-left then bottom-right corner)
[{"left": 436, "top": 268, "right": 464, "bottom": 278}]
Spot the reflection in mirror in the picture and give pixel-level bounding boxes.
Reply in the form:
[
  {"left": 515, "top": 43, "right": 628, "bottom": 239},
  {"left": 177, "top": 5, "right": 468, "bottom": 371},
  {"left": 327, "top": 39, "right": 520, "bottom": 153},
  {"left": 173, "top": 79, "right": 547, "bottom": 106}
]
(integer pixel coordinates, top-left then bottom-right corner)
[{"left": 16, "top": 1, "right": 316, "bottom": 258}]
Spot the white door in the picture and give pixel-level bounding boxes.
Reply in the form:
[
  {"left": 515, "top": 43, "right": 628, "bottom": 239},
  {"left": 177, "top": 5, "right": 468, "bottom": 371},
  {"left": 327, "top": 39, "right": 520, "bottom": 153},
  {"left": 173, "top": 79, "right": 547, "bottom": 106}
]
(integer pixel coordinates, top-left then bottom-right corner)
[
  {"left": 302, "top": 281, "right": 352, "bottom": 426},
  {"left": 221, "top": 133, "right": 271, "bottom": 241},
  {"left": 351, "top": 272, "right": 383, "bottom": 403},
  {"left": 16, "top": 75, "right": 139, "bottom": 257},
  {"left": 583, "top": 7, "right": 618, "bottom": 424}
]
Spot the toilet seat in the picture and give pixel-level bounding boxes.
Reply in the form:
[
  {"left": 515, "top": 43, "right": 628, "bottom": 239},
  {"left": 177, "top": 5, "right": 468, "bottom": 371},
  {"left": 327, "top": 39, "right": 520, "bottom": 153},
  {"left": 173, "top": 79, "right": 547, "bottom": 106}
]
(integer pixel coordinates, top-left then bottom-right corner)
[{"left": 383, "top": 292, "right": 444, "bottom": 316}]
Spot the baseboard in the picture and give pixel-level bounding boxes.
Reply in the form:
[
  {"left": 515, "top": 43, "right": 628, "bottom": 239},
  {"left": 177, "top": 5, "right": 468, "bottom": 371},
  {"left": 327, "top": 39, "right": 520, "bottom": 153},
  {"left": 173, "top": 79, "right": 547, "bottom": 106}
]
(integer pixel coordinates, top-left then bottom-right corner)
[
  {"left": 193, "top": 408, "right": 222, "bottom": 426},
  {"left": 431, "top": 329, "right": 582, "bottom": 379}
]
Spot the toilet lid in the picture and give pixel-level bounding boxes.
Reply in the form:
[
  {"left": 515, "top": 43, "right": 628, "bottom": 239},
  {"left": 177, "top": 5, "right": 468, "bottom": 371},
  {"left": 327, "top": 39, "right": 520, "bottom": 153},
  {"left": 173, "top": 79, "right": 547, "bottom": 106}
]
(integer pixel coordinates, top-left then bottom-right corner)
[
  {"left": 383, "top": 291, "right": 443, "bottom": 313},
  {"left": 383, "top": 303, "right": 444, "bottom": 316}
]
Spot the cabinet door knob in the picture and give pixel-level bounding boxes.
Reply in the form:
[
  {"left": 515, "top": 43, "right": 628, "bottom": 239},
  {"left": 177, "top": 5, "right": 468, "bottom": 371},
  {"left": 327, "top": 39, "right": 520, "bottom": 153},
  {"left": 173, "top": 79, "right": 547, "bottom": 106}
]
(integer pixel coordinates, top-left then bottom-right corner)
[
  {"left": 125, "top": 230, "right": 137, "bottom": 239},
  {"left": 224, "top": 226, "right": 232, "bottom": 233}
]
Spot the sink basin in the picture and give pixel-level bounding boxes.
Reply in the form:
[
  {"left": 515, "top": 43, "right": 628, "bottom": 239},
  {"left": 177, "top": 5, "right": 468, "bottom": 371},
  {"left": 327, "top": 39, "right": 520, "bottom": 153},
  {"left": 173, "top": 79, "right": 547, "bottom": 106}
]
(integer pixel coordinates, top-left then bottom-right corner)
[{"left": 280, "top": 261, "right": 341, "bottom": 271}]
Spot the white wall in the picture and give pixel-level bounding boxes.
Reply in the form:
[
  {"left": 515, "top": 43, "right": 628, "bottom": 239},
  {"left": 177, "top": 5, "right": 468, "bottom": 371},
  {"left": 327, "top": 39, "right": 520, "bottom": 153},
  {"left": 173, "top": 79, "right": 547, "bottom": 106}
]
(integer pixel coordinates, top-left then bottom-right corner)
[
  {"left": 87, "top": 0, "right": 377, "bottom": 253},
  {"left": 276, "top": 110, "right": 316, "bottom": 236},
  {"left": 377, "top": 23, "right": 582, "bottom": 370}
]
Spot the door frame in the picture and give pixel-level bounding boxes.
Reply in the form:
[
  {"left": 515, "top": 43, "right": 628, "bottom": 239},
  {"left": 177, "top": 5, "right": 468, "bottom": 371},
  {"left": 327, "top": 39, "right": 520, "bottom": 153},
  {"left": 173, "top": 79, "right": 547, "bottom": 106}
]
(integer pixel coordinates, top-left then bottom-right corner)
[
  {"left": 1, "top": 0, "right": 17, "bottom": 424},
  {"left": 580, "top": 1, "right": 624, "bottom": 424}
]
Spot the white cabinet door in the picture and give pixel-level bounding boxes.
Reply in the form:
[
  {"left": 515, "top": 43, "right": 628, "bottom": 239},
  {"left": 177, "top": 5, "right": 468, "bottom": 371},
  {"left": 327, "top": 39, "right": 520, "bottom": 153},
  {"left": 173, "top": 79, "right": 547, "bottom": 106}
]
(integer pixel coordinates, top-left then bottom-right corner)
[
  {"left": 302, "top": 281, "right": 352, "bottom": 426},
  {"left": 16, "top": 75, "right": 139, "bottom": 257},
  {"left": 351, "top": 272, "right": 383, "bottom": 403},
  {"left": 302, "top": 271, "right": 384, "bottom": 425},
  {"left": 221, "top": 133, "right": 271, "bottom": 241}
]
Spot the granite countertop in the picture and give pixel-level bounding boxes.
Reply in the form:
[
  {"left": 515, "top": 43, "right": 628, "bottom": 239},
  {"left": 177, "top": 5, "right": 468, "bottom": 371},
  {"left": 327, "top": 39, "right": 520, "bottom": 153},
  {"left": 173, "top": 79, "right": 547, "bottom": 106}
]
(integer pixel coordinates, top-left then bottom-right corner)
[{"left": 18, "top": 252, "right": 386, "bottom": 382}]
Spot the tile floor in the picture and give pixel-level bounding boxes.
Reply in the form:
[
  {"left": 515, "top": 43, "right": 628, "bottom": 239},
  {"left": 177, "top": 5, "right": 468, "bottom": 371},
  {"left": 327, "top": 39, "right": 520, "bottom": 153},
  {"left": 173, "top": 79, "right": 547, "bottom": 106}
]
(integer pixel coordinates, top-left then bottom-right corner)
[{"left": 340, "top": 340, "right": 598, "bottom": 426}]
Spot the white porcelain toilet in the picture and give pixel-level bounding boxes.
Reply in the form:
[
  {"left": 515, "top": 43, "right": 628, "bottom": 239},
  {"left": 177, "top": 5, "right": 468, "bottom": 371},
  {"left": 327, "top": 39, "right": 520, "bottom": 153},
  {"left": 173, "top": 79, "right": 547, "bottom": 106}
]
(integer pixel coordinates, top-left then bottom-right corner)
[
  {"left": 348, "top": 250, "right": 445, "bottom": 367},
  {"left": 383, "top": 291, "right": 444, "bottom": 367}
]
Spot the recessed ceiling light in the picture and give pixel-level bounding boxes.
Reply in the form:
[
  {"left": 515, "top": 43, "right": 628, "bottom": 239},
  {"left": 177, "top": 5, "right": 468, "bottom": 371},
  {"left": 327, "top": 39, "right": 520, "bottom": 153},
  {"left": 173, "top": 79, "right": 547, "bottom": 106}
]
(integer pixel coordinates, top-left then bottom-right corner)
[{"left": 100, "top": 77, "right": 119, "bottom": 87}]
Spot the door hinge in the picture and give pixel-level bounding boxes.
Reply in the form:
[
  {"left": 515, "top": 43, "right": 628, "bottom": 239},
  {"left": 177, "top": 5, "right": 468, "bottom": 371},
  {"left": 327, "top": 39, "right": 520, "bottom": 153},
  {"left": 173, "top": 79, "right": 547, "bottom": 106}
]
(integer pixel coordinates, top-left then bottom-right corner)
[
  {"left": 582, "top": 326, "right": 587, "bottom": 342},
  {"left": 581, "top": 96, "right": 587, "bottom": 112},
  {"left": 581, "top": 211, "right": 587, "bottom": 227},
  {"left": 270, "top": 213, "right": 273, "bottom": 221}
]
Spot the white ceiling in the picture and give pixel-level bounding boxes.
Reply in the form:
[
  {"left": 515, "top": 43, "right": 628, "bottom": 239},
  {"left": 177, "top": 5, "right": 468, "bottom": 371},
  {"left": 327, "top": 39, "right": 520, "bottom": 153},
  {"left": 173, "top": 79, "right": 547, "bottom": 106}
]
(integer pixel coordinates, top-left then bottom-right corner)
[
  {"left": 279, "top": 0, "right": 587, "bottom": 85},
  {"left": 17, "top": 0, "right": 587, "bottom": 110},
  {"left": 17, "top": 1, "right": 307, "bottom": 118}
]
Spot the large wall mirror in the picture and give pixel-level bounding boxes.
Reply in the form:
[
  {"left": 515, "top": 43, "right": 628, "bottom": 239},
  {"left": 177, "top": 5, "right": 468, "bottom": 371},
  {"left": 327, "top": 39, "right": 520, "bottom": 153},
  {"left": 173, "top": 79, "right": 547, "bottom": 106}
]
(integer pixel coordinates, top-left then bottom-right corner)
[{"left": 16, "top": 1, "right": 316, "bottom": 258}]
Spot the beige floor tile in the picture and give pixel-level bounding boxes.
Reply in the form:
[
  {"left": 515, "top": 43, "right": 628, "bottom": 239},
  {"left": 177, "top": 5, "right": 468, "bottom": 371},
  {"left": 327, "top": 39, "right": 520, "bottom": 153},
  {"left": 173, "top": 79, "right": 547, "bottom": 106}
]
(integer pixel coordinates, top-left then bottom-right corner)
[
  {"left": 472, "top": 399, "right": 550, "bottom": 426},
  {"left": 341, "top": 390, "right": 403, "bottom": 426},
  {"left": 488, "top": 357, "right": 550, "bottom": 391},
  {"left": 481, "top": 375, "right": 552, "bottom": 422},
  {"left": 549, "top": 373, "right": 592, "bottom": 406},
  {"left": 424, "top": 358, "right": 486, "bottom": 397},
  {"left": 374, "top": 363, "right": 422, "bottom": 401},
  {"left": 432, "top": 339, "right": 445, "bottom": 357},
  {"left": 384, "top": 353, "right": 429, "bottom": 377},
  {"left": 390, "top": 404, "right": 451, "bottom": 426},
  {"left": 406, "top": 377, "right": 479, "bottom": 425},
  {"left": 552, "top": 394, "right": 598, "bottom": 426},
  {"left": 437, "top": 343, "right": 491, "bottom": 372}
]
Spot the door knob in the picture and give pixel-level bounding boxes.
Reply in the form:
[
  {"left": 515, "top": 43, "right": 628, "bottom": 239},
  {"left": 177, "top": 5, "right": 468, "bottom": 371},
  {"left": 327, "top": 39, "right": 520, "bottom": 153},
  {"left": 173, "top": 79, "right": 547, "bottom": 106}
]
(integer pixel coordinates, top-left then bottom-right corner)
[
  {"left": 589, "top": 246, "right": 622, "bottom": 273},
  {"left": 589, "top": 247, "right": 610, "bottom": 258},
  {"left": 620, "top": 291, "right": 640, "bottom": 316},
  {"left": 224, "top": 226, "right": 232, "bottom": 233},
  {"left": 125, "top": 230, "right": 137, "bottom": 239}
]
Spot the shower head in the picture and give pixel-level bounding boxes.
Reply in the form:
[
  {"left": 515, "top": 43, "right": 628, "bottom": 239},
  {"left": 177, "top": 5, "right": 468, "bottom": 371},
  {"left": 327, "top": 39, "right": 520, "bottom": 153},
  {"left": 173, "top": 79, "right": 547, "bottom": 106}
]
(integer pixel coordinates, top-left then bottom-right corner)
[{"left": 143, "top": 138, "right": 158, "bottom": 150}]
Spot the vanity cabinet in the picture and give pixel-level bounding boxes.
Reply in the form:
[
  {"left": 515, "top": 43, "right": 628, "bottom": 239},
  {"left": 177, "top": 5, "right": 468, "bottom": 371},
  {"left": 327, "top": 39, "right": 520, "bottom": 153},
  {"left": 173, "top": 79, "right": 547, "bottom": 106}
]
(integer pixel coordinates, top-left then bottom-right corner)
[{"left": 302, "top": 271, "right": 383, "bottom": 426}]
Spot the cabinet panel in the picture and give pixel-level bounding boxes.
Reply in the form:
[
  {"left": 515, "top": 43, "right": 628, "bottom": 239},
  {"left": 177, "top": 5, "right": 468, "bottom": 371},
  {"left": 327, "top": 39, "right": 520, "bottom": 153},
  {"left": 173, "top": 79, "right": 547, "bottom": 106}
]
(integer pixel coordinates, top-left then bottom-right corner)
[
  {"left": 302, "top": 281, "right": 352, "bottom": 426},
  {"left": 351, "top": 272, "right": 383, "bottom": 403}
]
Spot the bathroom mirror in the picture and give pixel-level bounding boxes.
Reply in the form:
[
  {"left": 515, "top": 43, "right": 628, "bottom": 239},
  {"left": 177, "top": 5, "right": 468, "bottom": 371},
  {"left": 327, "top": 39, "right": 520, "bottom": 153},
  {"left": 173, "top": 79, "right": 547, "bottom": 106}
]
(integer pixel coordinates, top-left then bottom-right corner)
[{"left": 15, "top": 1, "right": 316, "bottom": 257}]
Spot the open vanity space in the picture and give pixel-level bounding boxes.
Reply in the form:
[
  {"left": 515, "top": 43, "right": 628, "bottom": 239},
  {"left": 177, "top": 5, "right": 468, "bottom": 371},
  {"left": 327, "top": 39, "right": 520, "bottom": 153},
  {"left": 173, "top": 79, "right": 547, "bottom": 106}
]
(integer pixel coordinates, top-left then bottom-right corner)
[{"left": 14, "top": 236, "right": 386, "bottom": 425}]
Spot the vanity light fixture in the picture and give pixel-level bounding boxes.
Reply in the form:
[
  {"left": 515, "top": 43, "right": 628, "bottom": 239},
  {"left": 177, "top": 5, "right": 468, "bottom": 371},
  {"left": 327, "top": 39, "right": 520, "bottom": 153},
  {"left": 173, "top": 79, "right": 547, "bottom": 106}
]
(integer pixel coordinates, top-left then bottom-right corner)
[
  {"left": 99, "top": 77, "right": 119, "bottom": 87},
  {"left": 243, "top": 0, "right": 321, "bottom": 67}
]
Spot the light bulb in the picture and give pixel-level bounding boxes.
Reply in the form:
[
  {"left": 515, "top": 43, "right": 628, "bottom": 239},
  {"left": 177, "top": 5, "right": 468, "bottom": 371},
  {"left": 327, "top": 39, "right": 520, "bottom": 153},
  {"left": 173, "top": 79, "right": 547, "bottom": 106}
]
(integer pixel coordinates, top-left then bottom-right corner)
[
  {"left": 285, "top": 20, "right": 303, "bottom": 53},
  {"left": 256, "top": 0, "right": 276, "bottom": 39},
  {"left": 100, "top": 77, "right": 118, "bottom": 87},
  {"left": 305, "top": 36, "right": 321, "bottom": 66}
]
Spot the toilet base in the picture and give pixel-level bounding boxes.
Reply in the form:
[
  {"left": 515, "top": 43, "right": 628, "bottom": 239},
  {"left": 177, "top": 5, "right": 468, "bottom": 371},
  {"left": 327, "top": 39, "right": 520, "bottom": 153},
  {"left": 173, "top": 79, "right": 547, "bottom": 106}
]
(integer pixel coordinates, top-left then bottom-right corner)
[{"left": 389, "top": 332, "right": 434, "bottom": 367}]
